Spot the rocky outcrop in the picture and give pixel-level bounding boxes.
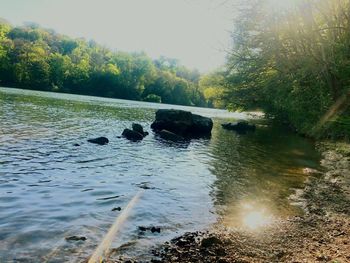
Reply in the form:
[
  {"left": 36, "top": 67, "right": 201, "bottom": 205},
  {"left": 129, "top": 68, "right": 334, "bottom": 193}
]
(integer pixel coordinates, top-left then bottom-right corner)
[
  {"left": 151, "top": 109, "right": 213, "bottom": 138},
  {"left": 87, "top": 137, "right": 109, "bottom": 145},
  {"left": 222, "top": 121, "right": 256, "bottom": 134},
  {"left": 122, "top": 123, "right": 148, "bottom": 142},
  {"left": 132, "top": 123, "right": 149, "bottom": 137},
  {"left": 190, "top": 114, "right": 214, "bottom": 135},
  {"left": 122, "top": 128, "right": 144, "bottom": 141}
]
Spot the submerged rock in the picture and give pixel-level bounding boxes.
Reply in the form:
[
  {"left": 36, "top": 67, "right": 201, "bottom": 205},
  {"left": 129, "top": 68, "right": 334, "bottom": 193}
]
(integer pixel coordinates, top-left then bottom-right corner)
[
  {"left": 138, "top": 226, "right": 161, "bottom": 233},
  {"left": 136, "top": 182, "right": 156, "bottom": 190},
  {"left": 65, "top": 236, "right": 86, "bottom": 241},
  {"left": 87, "top": 137, "right": 109, "bottom": 145},
  {"left": 151, "top": 109, "right": 213, "bottom": 138},
  {"left": 139, "top": 226, "right": 147, "bottom": 232},
  {"left": 151, "top": 227, "right": 161, "bottom": 233},
  {"left": 122, "top": 128, "right": 144, "bottom": 141},
  {"left": 222, "top": 121, "right": 256, "bottom": 134}
]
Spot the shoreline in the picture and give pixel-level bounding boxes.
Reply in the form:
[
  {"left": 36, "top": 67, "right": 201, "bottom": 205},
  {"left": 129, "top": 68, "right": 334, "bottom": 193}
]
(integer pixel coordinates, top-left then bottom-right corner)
[{"left": 144, "top": 141, "right": 350, "bottom": 263}]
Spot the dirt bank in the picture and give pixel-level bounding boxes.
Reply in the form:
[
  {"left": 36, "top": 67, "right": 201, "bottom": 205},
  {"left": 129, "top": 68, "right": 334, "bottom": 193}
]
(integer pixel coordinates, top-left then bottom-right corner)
[{"left": 146, "top": 142, "right": 350, "bottom": 263}]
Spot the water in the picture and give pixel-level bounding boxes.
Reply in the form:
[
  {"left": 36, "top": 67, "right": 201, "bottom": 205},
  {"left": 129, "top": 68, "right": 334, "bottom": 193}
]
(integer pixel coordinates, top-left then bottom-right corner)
[{"left": 0, "top": 87, "right": 320, "bottom": 262}]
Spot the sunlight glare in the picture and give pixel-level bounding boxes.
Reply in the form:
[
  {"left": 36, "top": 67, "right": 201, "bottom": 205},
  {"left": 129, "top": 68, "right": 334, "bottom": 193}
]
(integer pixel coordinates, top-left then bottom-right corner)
[
  {"left": 242, "top": 210, "right": 272, "bottom": 230},
  {"left": 240, "top": 202, "right": 274, "bottom": 230}
]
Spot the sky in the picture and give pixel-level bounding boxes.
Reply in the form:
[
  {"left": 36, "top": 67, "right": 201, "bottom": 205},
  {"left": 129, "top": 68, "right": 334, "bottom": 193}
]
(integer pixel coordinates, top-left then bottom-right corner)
[{"left": 0, "top": 0, "right": 235, "bottom": 72}]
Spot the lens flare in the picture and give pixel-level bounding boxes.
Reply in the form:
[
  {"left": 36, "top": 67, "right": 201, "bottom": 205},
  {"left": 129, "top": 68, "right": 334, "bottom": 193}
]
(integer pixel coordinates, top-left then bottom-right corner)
[
  {"left": 242, "top": 210, "right": 272, "bottom": 230},
  {"left": 239, "top": 202, "right": 274, "bottom": 230}
]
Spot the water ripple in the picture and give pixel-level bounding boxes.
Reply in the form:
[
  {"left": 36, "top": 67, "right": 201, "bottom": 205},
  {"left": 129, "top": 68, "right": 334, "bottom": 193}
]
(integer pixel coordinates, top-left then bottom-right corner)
[{"left": 0, "top": 88, "right": 320, "bottom": 261}]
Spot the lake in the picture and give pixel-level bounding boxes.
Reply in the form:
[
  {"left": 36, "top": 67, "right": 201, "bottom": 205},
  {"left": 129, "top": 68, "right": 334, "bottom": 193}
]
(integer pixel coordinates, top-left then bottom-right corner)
[{"left": 0, "top": 87, "right": 320, "bottom": 262}]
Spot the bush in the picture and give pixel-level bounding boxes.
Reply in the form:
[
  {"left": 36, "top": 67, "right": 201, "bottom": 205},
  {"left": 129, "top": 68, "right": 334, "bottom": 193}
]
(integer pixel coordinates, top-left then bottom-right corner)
[{"left": 143, "top": 94, "right": 162, "bottom": 103}]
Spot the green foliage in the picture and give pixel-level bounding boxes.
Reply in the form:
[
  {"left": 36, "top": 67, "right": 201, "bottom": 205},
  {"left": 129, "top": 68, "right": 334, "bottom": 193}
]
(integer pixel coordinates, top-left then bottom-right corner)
[
  {"left": 223, "top": 0, "right": 350, "bottom": 138},
  {"left": 142, "top": 65, "right": 206, "bottom": 106},
  {"left": 143, "top": 94, "right": 162, "bottom": 103},
  {"left": 0, "top": 21, "right": 207, "bottom": 107},
  {"left": 324, "top": 116, "right": 350, "bottom": 140},
  {"left": 48, "top": 53, "right": 72, "bottom": 90},
  {"left": 199, "top": 71, "right": 226, "bottom": 108}
]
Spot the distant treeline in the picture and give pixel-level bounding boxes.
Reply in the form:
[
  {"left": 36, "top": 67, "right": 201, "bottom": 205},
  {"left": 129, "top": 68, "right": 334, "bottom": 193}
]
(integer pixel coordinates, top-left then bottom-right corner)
[
  {"left": 208, "top": 0, "right": 350, "bottom": 139},
  {"left": 0, "top": 19, "right": 209, "bottom": 107}
]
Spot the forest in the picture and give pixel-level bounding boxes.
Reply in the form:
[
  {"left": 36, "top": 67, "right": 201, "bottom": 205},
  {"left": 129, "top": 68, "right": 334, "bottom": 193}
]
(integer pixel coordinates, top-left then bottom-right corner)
[
  {"left": 218, "top": 0, "right": 350, "bottom": 139},
  {"left": 0, "top": 19, "right": 208, "bottom": 107}
]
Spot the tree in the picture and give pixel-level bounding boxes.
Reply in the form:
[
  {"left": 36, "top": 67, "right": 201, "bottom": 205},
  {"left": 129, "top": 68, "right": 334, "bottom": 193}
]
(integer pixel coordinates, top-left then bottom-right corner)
[
  {"left": 143, "top": 94, "right": 162, "bottom": 103},
  {"left": 0, "top": 20, "right": 14, "bottom": 86},
  {"left": 48, "top": 53, "right": 72, "bottom": 91},
  {"left": 199, "top": 71, "right": 225, "bottom": 108},
  {"left": 12, "top": 41, "right": 50, "bottom": 89},
  {"left": 223, "top": 0, "right": 350, "bottom": 138}
]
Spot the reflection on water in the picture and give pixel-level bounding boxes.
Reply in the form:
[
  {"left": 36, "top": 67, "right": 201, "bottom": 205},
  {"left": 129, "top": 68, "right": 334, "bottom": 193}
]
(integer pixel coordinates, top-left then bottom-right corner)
[
  {"left": 209, "top": 120, "right": 321, "bottom": 229},
  {"left": 0, "top": 87, "right": 320, "bottom": 261}
]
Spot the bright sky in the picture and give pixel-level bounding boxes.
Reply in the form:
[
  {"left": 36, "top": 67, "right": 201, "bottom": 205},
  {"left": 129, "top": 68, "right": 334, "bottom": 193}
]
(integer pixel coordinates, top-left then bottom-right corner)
[{"left": 0, "top": 0, "right": 235, "bottom": 72}]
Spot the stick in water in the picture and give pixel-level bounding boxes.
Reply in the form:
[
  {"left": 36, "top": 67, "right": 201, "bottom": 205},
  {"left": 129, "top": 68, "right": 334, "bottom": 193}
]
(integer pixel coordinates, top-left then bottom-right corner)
[{"left": 88, "top": 191, "right": 143, "bottom": 263}]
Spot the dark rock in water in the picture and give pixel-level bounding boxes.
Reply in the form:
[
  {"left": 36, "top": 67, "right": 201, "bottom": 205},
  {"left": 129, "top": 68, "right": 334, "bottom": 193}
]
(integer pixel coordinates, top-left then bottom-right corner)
[
  {"left": 221, "top": 121, "right": 256, "bottom": 134},
  {"left": 132, "top": 123, "right": 143, "bottom": 133},
  {"left": 190, "top": 114, "right": 214, "bottom": 135},
  {"left": 151, "top": 226, "right": 161, "bottom": 233},
  {"left": 132, "top": 123, "right": 148, "bottom": 137},
  {"left": 65, "top": 236, "right": 87, "bottom": 241},
  {"left": 139, "top": 226, "right": 147, "bottom": 232},
  {"left": 151, "top": 110, "right": 191, "bottom": 136},
  {"left": 135, "top": 181, "right": 156, "bottom": 190},
  {"left": 111, "top": 207, "right": 122, "bottom": 211},
  {"left": 73, "top": 143, "right": 80, "bottom": 147},
  {"left": 122, "top": 128, "right": 144, "bottom": 141},
  {"left": 158, "top": 130, "right": 184, "bottom": 142},
  {"left": 138, "top": 226, "right": 161, "bottom": 233},
  {"left": 87, "top": 137, "right": 109, "bottom": 145},
  {"left": 151, "top": 109, "right": 213, "bottom": 138}
]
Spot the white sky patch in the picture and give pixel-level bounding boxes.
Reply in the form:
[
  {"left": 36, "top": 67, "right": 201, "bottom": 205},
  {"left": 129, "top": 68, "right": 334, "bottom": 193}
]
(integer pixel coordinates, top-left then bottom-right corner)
[{"left": 0, "top": 0, "right": 235, "bottom": 72}]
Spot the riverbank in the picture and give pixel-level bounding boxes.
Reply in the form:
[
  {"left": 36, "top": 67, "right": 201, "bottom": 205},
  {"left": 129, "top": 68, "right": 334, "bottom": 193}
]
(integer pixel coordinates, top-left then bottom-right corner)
[{"left": 146, "top": 141, "right": 350, "bottom": 263}]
